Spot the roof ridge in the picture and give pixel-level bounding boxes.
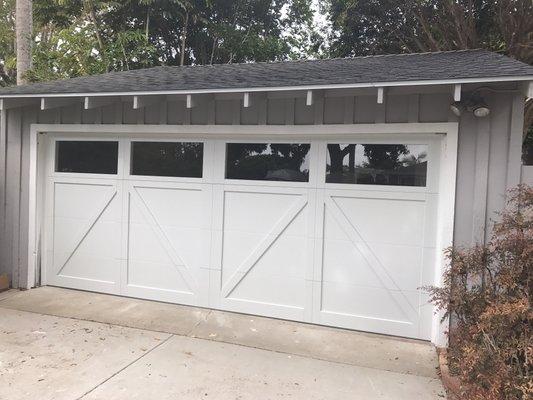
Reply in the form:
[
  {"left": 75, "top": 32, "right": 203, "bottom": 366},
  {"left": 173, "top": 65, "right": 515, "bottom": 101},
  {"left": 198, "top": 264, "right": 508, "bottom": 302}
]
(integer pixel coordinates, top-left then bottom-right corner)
[{"left": 157, "top": 49, "right": 491, "bottom": 70}]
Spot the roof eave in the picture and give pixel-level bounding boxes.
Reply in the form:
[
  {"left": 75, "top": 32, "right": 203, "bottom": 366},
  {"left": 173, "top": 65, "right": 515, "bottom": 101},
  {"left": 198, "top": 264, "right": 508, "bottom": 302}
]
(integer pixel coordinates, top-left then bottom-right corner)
[{"left": 0, "top": 75, "right": 531, "bottom": 99}]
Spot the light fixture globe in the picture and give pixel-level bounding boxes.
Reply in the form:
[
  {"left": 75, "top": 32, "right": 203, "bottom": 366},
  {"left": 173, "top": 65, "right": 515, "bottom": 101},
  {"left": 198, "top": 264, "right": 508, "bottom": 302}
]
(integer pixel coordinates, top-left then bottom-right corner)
[
  {"left": 473, "top": 104, "right": 490, "bottom": 117},
  {"left": 470, "top": 94, "right": 490, "bottom": 118},
  {"left": 450, "top": 101, "right": 463, "bottom": 117}
]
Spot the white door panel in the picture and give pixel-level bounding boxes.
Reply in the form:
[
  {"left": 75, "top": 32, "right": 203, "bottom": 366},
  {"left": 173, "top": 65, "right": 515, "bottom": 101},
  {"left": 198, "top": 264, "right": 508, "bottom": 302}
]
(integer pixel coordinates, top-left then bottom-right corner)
[
  {"left": 330, "top": 195, "right": 426, "bottom": 247},
  {"left": 313, "top": 280, "right": 422, "bottom": 339},
  {"left": 45, "top": 178, "right": 122, "bottom": 294},
  {"left": 313, "top": 189, "right": 435, "bottom": 339},
  {"left": 321, "top": 237, "right": 424, "bottom": 291},
  {"left": 213, "top": 186, "right": 315, "bottom": 320},
  {"left": 122, "top": 181, "right": 211, "bottom": 306}
]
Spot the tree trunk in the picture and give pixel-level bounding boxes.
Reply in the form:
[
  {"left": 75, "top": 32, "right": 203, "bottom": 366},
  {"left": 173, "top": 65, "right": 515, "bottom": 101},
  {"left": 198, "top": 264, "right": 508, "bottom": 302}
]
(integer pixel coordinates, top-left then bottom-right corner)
[
  {"left": 180, "top": 11, "right": 189, "bottom": 66},
  {"left": 327, "top": 145, "right": 345, "bottom": 176},
  {"left": 15, "top": 0, "right": 32, "bottom": 85},
  {"left": 348, "top": 145, "right": 355, "bottom": 173},
  {"left": 145, "top": 8, "right": 150, "bottom": 41},
  {"left": 86, "top": 0, "right": 107, "bottom": 71},
  {"left": 210, "top": 36, "right": 218, "bottom": 65}
]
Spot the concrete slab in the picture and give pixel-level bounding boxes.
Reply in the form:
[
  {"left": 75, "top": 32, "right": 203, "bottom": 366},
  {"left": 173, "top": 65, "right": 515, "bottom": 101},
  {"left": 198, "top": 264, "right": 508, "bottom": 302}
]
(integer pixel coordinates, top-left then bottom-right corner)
[
  {"left": 0, "top": 292, "right": 446, "bottom": 400},
  {"left": 0, "top": 287, "right": 440, "bottom": 378},
  {"left": 81, "top": 335, "right": 446, "bottom": 400},
  {"left": 0, "top": 286, "right": 210, "bottom": 336},
  {"left": 0, "top": 289, "right": 19, "bottom": 302},
  {"left": 0, "top": 308, "right": 170, "bottom": 400},
  {"left": 191, "top": 309, "right": 438, "bottom": 377}
]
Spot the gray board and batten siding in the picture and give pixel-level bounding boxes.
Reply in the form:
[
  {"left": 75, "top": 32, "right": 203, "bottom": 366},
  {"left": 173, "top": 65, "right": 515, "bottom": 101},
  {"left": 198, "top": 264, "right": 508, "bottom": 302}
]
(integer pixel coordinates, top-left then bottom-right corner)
[{"left": 0, "top": 89, "right": 529, "bottom": 289}]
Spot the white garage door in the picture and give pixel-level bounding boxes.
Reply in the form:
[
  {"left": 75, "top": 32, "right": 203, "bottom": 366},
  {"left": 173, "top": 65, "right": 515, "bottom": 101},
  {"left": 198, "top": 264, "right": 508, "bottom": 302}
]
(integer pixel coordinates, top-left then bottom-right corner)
[{"left": 42, "top": 134, "right": 441, "bottom": 340}]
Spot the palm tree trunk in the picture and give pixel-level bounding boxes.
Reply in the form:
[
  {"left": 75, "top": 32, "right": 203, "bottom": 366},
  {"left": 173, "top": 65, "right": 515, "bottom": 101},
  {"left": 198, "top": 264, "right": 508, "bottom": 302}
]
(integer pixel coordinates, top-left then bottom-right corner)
[
  {"left": 180, "top": 10, "right": 189, "bottom": 66},
  {"left": 15, "top": 0, "right": 32, "bottom": 84},
  {"left": 145, "top": 8, "right": 150, "bottom": 41}
]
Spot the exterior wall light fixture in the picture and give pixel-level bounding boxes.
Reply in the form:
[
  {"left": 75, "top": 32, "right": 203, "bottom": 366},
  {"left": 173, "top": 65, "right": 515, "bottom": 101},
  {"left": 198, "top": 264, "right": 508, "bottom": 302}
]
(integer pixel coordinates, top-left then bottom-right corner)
[{"left": 450, "top": 94, "right": 490, "bottom": 118}]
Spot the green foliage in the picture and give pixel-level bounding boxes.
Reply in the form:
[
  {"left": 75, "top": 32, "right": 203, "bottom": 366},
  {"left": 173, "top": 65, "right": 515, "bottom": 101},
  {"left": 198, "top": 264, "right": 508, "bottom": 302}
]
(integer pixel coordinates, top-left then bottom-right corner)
[
  {"left": 28, "top": 25, "right": 104, "bottom": 82},
  {"left": 325, "top": 0, "right": 533, "bottom": 62},
  {"left": 8, "top": 0, "right": 529, "bottom": 85},
  {"left": 426, "top": 185, "right": 533, "bottom": 400},
  {"left": 26, "top": 25, "right": 158, "bottom": 82},
  {"left": 0, "top": 0, "right": 318, "bottom": 84},
  {"left": 100, "top": 0, "right": 318, "bottom": 65},
  {"left": 0, "top": 0, "right": 16, "bottom": 86}
]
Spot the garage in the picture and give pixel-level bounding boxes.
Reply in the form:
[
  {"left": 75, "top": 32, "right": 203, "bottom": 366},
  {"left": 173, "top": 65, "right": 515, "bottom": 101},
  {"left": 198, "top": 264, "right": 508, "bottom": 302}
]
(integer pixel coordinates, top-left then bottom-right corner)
[
  {"left": 41, "top": 132, "right": 441, "bottom": 340},
  {"left": 3, "top": 50, "right": 531, "bottom": 346}
]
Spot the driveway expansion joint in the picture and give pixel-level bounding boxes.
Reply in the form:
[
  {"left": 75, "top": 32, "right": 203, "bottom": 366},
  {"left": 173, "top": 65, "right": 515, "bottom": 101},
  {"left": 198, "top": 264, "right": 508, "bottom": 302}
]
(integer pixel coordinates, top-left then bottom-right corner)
[{"left": 75, "top": 333, "right": 175, "bottom": 400}]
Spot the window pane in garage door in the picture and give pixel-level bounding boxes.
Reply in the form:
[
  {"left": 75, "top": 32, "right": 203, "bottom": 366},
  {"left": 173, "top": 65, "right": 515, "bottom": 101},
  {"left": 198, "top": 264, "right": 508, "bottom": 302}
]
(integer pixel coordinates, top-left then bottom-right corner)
[
  {"left": 326, "top": 144, "right": 427, "bottom": 186},
  {"left": 225, "top": 143, "right": 310, "bottom": 182},
  {"left": 131, "top": 141, "right": 203, "bottom": 178},
  {"left": 55, "top": 141, "right": 118, "bottom": 174}
]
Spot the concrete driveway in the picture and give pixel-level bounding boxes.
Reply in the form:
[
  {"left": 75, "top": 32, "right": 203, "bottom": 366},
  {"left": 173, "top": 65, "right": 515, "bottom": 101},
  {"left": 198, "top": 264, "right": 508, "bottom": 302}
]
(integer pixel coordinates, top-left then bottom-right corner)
[{"left": 0, "top": 287, "right": 446, "bottom": 399}]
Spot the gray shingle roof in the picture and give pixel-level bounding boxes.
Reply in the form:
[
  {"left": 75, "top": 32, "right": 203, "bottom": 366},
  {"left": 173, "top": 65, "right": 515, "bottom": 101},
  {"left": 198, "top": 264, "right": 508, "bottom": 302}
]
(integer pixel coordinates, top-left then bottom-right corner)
[{"left": 1, "top": 50, "right": 532, "bottom": 96}]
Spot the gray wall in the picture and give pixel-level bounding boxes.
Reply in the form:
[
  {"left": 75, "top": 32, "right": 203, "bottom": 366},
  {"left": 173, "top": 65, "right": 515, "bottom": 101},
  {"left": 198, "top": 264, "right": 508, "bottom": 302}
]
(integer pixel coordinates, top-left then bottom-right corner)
[{"left": 0, "top": 86, "right": 527, "bottom": 289}]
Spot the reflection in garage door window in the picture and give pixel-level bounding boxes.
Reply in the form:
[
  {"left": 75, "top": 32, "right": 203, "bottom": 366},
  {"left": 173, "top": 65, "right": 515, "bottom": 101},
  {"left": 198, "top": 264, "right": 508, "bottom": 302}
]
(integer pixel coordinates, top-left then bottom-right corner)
[
  {"left": 55, "top": 141, "right": 118, "bottom": 174},
  {"left": 326, "top": 144, "right": 427, "bottom": 186},
  {"left": 131, "top": 142, "right": 203, "bottom": 178},
  {"left": 226, "top": 143, "right": 310, "bottom": 182}
]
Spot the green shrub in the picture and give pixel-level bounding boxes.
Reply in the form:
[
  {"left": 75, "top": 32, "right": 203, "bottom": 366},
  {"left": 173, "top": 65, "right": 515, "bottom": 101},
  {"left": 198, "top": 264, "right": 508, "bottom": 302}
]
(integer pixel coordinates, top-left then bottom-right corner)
[{"left": 427, "top": 185, "right": 532, "bottom": 400}]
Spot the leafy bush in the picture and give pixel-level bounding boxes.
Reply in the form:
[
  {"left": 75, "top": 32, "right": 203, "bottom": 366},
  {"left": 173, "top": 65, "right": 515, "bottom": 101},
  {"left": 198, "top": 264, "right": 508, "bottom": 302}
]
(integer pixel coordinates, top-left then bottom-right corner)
[{"left": 427, "top": 185, "right": 532, "bottom": 400}]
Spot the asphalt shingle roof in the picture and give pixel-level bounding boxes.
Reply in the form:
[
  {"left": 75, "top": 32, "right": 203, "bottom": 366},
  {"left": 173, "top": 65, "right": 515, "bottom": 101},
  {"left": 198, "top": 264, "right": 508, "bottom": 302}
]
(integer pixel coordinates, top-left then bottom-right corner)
[{"left": 1, "top": 49, "right": 532, "bottom": 96}]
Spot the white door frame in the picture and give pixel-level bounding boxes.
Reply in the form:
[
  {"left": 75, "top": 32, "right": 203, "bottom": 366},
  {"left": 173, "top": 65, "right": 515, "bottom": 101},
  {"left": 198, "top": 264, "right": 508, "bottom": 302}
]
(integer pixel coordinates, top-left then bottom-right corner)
[{"left": 27, "top": 122, "right": 458, "bottom": 346}]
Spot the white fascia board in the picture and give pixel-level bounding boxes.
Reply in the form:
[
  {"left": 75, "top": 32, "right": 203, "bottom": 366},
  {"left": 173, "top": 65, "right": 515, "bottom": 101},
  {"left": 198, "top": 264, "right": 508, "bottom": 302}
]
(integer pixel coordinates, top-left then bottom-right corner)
[{"left": 1, "top": 75, "right": 532, "bottom": 99}]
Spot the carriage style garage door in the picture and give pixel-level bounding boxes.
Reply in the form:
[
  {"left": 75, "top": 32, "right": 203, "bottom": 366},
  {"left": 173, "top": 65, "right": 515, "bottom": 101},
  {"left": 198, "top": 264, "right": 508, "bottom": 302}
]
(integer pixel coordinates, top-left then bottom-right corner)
[{"left": 42, "top": 133, "right": 442, "bottom": 340}]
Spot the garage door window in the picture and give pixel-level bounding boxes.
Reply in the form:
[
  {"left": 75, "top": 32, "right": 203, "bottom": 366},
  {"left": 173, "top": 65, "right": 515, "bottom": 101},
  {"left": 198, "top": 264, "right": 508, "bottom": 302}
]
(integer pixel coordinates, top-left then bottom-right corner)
[
  {"left": 131, "top": 141, "right": 203, "bottom": 178},
  {"left": 226, "top": 143, "right": 310, "bottom": 182},
  {"left": 326, "top": 144, "right": 427, "bottom": 186},
  {"left": 55, "top": 141, "right": 118, "bottom": 174}
]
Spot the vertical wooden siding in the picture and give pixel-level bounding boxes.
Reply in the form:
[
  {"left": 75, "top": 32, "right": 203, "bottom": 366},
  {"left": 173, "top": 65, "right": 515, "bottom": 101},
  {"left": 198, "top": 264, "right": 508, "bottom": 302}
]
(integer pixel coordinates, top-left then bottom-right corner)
[{"left": 0, "top": 91, "right": 524, "bottom": 288}]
